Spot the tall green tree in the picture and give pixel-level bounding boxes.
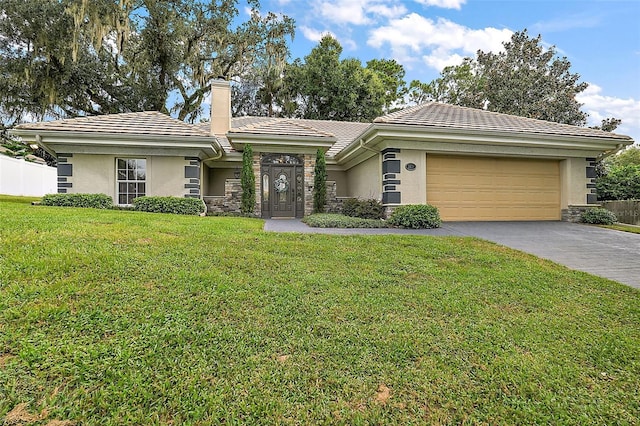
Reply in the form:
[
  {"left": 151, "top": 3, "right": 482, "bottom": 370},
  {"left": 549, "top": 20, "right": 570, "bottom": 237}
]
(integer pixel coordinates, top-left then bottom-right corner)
[
  {"left": 240, "top": 144, "right": 255, "bottom": 215},
  {"left": 280, "top": 36, "right": 386, "bottom": 122},
  {"left": 408, "top": 59, "right": 485, "bottom": 108},
  {"left": 313, "top": 149, "right": 327, "bottom": 213},
  {"left": 415, "top": 30, "right": 593, "bottom": 126},
  {"left": 0, "top": 0, "right": 294, "bottom": 124},
  {"left": 365, "top": 59, "right": 407, "bottom": 113}
]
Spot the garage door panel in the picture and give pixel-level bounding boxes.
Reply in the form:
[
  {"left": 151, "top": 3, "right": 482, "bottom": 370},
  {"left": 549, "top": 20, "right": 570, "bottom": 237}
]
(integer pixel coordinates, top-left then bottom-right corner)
[{"left": 427, "top": 155, "right": 560, "bottom": 221}]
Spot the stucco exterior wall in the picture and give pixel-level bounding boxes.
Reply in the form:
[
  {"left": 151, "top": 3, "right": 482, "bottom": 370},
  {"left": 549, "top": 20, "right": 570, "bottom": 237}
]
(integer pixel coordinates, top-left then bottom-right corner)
[
  {"left": 395, "top": 149, "right": 427, "bottom": 204},
  {"left": 346, "top": 154, "right": 381, "bottom": 200},
  {"left": 205, "top": 166, "right": 236, "bottom": 196},
  {"left": 65, "top": 154, "right": 195, "bottom": 203},
  {"left": 72, "top": 154, "right": 114, "bottom": 195},
  {"left": 327, "top": 170, "right": 349, "bottom": 197},
  {"left": 560, "top": 157, "right": 590, "bottom": 208}
]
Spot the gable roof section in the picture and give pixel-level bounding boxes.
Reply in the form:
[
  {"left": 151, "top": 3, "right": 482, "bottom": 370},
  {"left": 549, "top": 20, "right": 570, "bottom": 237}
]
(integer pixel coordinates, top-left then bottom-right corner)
[
  {"left": 374, "top": 103, "right": 631, "bottom": 141},
  {"left": 15, "top": 111, "right": 211, "bottom": 138}
]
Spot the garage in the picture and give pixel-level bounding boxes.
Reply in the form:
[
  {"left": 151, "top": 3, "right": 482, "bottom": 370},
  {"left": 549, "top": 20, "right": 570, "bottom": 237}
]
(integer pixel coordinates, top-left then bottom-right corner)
[{"left": 426, "top": 155, "right": 561, "bottom": 221}]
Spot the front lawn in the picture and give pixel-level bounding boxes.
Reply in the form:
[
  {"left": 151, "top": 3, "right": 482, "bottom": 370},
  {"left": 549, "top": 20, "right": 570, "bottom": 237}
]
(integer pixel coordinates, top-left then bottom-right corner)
[{"left": 1, "top": 196, "right": 638, "bottom": 424}]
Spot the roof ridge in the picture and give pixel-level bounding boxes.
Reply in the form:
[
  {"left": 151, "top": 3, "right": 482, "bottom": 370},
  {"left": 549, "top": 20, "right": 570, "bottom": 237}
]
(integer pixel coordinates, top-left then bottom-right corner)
[{"left": 280, "top": 119, "right": 336, "bottom": 138}]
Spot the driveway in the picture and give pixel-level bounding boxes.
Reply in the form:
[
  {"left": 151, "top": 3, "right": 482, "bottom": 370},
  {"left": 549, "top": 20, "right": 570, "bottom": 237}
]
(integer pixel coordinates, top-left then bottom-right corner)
[{"left": 264, "top": 220, "right": 640, "bottom": 289}]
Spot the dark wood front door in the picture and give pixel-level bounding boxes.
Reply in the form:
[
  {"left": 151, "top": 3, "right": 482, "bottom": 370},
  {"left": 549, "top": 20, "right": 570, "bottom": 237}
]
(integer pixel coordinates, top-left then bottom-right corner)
[
  {"left": 261, "top": 156, "right": 304, "bottom": 218},
  {"left": 270, "top": 165, "right": 296, "bottom": 217}
]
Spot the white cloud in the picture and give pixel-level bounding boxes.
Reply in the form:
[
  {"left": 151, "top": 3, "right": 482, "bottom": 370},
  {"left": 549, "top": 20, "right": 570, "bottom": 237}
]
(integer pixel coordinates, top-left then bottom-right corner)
[
  {"left": 577, "top": 83, "right": 640, "bottom": 141},
  {"left": 299, "top": 26, "right": 336, "bottom": 43},
  {"left": 315, "top": 0, "right": 407, "bottom": 26},
  {"left": 367, "top": 14, "right": 512, "bottom": 71},
  {"left": 414, "top": 0, "right": 466, "bottom": 10}
]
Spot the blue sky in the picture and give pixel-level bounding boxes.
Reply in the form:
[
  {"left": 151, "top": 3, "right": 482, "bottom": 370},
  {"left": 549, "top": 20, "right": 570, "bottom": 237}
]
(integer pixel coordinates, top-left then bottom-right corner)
[{"left": 256, "top": 0, "right": 640, "bottom": 143}]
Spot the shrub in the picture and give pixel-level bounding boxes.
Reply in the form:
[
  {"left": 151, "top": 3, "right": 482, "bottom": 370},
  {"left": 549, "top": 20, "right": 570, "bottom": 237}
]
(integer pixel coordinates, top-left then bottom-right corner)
[
  {"left": 596, "top": 164, "right": 640, "bottom": 201},
  {"left": 133, "top": 196, "right": 205, "bottom": 215},
  {"left": 41, "top": 193, "right": 113, "bottom": 209},
  {"left": 387, "top": 204, "right": 441, "bottom": 229},
  {"left": 341, "top": 198, "right": 384, "bottom": 220},
  {"left": 241, "top": 144, "right": 255, "bottom": 214},
  {"left": 302, "top": 213, "right": 387, "bottom": 228},
  {"left": 580, "top": 208, "right": 617, "bottom": 225}
]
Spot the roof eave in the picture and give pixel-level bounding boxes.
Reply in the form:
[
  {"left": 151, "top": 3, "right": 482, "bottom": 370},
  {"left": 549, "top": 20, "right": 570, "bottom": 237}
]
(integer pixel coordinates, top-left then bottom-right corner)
[
  {"left": 227, "top": 133, "right": 336, "bottom": 152},
  {"left": 334, "top": 123, "right": 634, "bottom": 164}
]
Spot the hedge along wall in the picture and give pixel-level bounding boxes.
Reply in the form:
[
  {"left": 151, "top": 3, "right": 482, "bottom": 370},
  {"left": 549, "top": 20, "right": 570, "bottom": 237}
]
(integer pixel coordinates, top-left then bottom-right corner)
[{"left": 602, "top": 200, "right": 640, "bottom": 225}]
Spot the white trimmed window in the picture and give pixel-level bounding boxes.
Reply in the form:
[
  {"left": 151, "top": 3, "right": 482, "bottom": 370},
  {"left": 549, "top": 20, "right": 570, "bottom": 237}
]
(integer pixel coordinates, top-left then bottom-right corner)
[{"left": 117, "top": 158, "right": 146, "bottom": 205}]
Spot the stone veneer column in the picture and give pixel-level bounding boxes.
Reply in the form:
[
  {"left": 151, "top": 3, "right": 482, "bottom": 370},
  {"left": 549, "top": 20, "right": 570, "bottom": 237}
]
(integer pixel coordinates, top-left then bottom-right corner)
[{"left": 304, "top": 154, "right": 316, "bottom": 216}]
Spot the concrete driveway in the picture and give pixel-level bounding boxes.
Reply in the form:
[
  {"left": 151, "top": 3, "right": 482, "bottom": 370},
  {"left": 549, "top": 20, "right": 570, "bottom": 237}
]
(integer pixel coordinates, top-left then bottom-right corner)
[{"left": 264, "top": 220, "right": 640, "bottom": 289}]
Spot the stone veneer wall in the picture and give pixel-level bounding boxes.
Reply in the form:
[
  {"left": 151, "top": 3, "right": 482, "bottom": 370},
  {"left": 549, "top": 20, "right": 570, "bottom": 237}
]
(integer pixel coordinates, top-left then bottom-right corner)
[
  {"left": 303, "top": 154, "right": 315, "bottom": 216},
  {"left": 203, "top": 179, "right": 242, "bottom": 214},
  {"left": 562, "top": 204, "right": 599, "bottom": 222},
  {"left": 324, "top": 181, "right": 348, "bottom": 213}
]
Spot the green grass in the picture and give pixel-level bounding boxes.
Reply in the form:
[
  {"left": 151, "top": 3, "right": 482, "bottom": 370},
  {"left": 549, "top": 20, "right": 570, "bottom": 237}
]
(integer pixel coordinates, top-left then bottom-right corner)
[
  {"left": 600, "top": 223, "right": 640, "bottom": 234},
  {"left": 1, "top": 195, "right": 639, "bottom": 425}
]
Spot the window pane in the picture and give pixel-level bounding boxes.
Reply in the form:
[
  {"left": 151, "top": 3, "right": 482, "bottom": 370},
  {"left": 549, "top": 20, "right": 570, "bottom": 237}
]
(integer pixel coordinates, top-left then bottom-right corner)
[
  {"left": 128, "top": 182, "right": 137, "bottom": 193},
  {"left": 127, "top": 159, "right": 137, "bottom": 170},
  {"left": 136, "top": 170, "right": 145, "bottom": 180},
  {"left": 127, "top": 194, "right": 135, "bottom": 204},
  {"left": 117, "top": 159, "right": 127, "bottom": 169},
  {"left": 137, "top": 159, "right": 146, "bottom": 169},
  {"left": 138, "top": 183, "right": 145, "bottom": 195},
  {"left": 119, "top": 183, "right": 127, "bottom": 193},
  {"left": 119, "top": 195, "right": 127, "bottom": 204},
  {"left": 118, "top": 171, "right": 126, "bottom": 180},
  {"left": 262, "top": 174, "right": 269, "bottom": 201}
]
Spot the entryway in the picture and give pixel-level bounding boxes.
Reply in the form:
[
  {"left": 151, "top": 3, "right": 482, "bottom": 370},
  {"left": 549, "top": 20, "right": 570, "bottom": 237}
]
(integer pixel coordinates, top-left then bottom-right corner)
[{"left": 261, "top": 154, "right": 304, "bottom": 218}]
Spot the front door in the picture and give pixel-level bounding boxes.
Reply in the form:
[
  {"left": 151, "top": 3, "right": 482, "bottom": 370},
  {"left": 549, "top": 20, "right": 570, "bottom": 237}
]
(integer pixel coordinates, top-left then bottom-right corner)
[
  {"left": 271, "top": 165, "right": 296, "bottom": 217},
  {"left": 261, "top": 154, "right": 304, "bottom": 218}
]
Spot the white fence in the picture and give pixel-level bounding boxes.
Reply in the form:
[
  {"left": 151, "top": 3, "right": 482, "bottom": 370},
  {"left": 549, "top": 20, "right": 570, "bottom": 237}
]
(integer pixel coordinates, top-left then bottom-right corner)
[{"left": 0, "top": 155, "right": 57, "bottom": 197}]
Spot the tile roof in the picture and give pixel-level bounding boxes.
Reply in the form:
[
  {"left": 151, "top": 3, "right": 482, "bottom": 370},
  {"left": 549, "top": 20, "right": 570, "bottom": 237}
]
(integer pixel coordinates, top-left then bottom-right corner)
[
  {"left": 15, "top": 111, "right": 212, "bottom": 138},
  {"left": 197, "top": 117, "right": 370, "bottom": 156},
  {"left": 228, "top": 118, "right": 337, "bottom": 139},
  {"left": 374, "top": 103, "right": 632, "bottom": 141}
]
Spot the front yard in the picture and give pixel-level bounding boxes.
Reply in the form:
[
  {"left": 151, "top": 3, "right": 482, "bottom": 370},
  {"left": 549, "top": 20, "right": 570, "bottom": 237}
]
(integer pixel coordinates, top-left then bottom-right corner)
[{"left": 0, "top": 196, "right": 638, "bottom": 424}]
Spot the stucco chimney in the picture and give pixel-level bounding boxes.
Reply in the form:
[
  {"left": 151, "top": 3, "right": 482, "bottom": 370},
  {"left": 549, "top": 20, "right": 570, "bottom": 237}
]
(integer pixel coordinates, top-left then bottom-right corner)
[{"left": 210, "top": 79, "right": 231, "bottom": 135}]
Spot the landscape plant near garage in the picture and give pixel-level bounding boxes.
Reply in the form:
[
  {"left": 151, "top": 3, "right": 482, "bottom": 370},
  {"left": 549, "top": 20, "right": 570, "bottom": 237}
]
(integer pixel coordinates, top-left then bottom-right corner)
[
  {"left": 1, "top": 195, "right": 638, "bottom": 425},
  {"left": 580, "top": 207, "right": 618, "bottom": 225},
  {"left": 387, "top": 204, "right": 442, "bottom": 229}
]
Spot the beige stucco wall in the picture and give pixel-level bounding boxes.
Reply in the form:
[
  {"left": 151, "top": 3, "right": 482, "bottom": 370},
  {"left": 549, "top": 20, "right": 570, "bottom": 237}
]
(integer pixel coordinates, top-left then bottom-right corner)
[
  {"left": 327, "top": 170, "right": 349, "bottom": 197},
  {"left": 149, "top": 156, "right": 188, "bottom": 197},
  {"left": 396, "top": 150, "right": 427, "bottom": 204},
  {"left": 71, "top": 154, "right": 115, "bottom": 195},
  {"left": 68, "top": 154, "right": 191, "bottom": 203},
  {"left": 346, "top": 154, "right": 381, "bottom": 199},
  {"left": 560, "top": 157, "right": 590, "bottom": 208},
  {"left": 205, "top": 167, "right": 236, "bottom": 196}
]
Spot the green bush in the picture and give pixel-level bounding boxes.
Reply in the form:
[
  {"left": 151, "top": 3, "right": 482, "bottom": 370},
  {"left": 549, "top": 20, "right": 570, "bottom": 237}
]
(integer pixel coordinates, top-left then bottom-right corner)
[
  {"left": 387, "top": 204, "right": 441, "bottom": 229},
  {"left": 41, "top": 193, "right": 113, "bottom": 209},
  {"left": 133, "top": 196, "right": 205, "bottom": 215},
  {"left": 341, "top": 198, "right": 384, "bottom": 220},
  {"left": 596, "top": 164, "right": 640, "bottom": 201},
  {"left": 302, "top": 213, "right": 387, "bottom": 228},
  {"left": 580, "top": 208, "right": 617, "bottom": 225}
]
